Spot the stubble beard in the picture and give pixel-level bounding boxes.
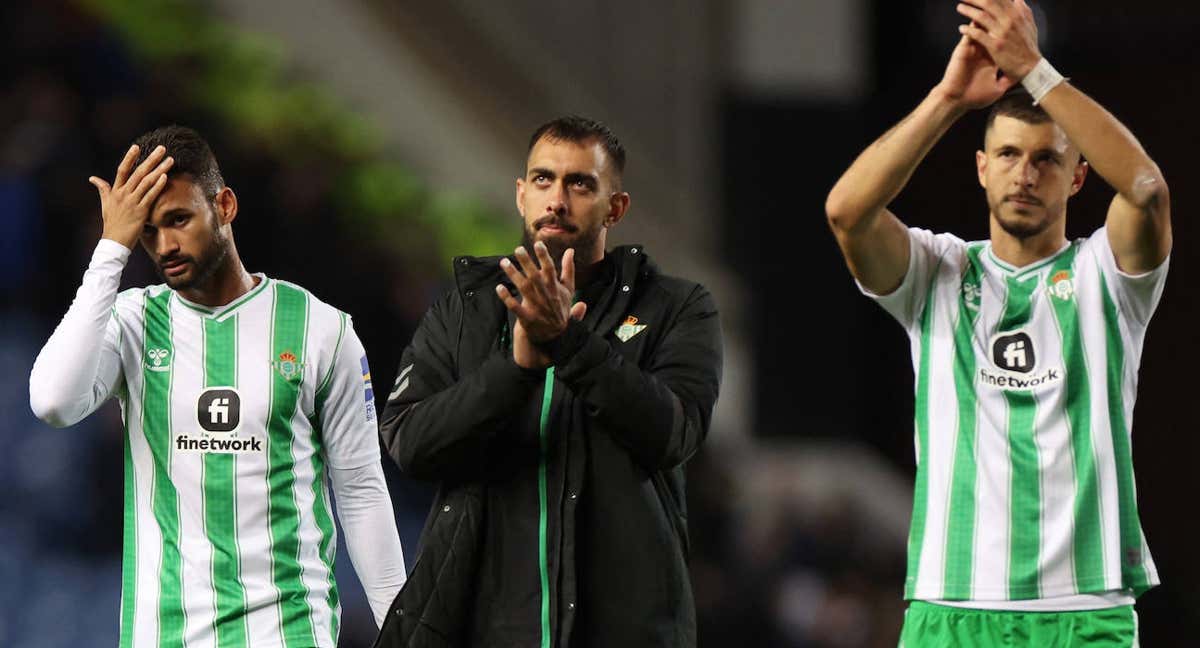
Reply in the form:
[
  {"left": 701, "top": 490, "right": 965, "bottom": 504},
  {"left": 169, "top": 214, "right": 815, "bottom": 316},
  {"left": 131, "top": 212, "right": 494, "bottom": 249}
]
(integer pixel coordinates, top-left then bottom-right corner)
[{"left": 158, "top": 223, "right": 231, "bottom": 292}]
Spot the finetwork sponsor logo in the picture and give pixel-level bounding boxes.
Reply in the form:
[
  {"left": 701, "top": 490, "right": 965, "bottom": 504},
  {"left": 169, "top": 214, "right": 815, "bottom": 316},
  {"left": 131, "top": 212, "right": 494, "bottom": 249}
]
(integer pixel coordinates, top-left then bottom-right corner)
[
  {"left": 176, "top": 434, "right": 263, "bottom": 453},
  {"left": 179, "top": 387, "right": 263, "bottom": 454},
  {"left": 979, "top": 366, "right": 1063, "bottom": 390}
]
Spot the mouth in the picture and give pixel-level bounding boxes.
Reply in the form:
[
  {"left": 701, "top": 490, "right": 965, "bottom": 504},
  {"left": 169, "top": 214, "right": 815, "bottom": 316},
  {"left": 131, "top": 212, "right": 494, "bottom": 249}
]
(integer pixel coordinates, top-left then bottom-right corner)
[
  {"left": 1005, "top": 194, "right": 1043, "bottom": 208},
  {"left": 535, "top": 218, "right": 576, "bottom": 235},
  {"left": 160, "top": 259, "right": 191, "bottom": 277}
]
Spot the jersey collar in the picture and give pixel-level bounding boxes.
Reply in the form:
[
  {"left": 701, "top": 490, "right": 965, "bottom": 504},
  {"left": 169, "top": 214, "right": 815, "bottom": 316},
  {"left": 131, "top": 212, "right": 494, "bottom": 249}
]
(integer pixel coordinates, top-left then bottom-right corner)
[{"left": 174, "top": 273, "right": 271, "bottom": 321}]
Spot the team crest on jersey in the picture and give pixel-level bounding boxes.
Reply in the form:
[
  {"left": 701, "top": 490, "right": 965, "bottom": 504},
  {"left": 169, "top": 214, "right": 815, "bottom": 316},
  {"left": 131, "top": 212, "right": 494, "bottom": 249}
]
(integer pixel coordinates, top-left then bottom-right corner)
[
  {"left": 614, "top": 316, "right": 648, "bottom": 342},
  {"left": 146, "top": 348, "right": 171, "bottom": 372},
  {"left": 273, "top": 350, "right": 305, "bottom": 381},
  {"left": 1047, "top": 269, "right": 1075, "bottom": 301},
  {"left": 961, "top": 281, "right": 982, "bottom": 312}
]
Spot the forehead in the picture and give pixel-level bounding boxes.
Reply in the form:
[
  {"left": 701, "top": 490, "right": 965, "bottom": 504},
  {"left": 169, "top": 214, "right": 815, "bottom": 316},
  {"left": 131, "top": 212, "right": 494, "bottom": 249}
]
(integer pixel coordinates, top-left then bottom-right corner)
[
  {"left": 149, "top": 175, "right": 209, "bottom": 220},
  {"left": 525, "top": 136, "right": 609, "bottom": 174},
  {"left": 985, "top": 115, "right": 1072, "bottom": 154}
]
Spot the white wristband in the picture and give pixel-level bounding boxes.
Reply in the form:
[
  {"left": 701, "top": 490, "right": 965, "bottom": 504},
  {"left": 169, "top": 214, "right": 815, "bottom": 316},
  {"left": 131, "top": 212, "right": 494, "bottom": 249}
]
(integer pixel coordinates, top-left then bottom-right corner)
[{"left": 1020, "top": 58, "right": 1064, "bottom": 105}]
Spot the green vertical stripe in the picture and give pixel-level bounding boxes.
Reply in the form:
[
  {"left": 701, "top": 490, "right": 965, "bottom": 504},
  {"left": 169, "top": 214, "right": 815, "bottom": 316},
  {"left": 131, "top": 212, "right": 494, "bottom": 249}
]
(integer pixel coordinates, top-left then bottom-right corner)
[
  {"left": 999, "top": 273, "right": 1041, "bottom": 598},
  {"left": 1046, "top": 246, "right": 1106, "bottom": 591},
  {"left": 143, "top": 290, "right": 186, "bottom": 645},
  {"left": 119, "top": 416, "right": 137, "bottom": 648},
  {"left": 266, "top": 284, "right": 319, "bottom": 646},
  {"left": 1006, "top": 391, "right": 1041, "bottom": 597},
  {"left": 943, "top": 247, "right": 985, "bottom": 598},
  {"left": 904, "top": 262, "right": 942, "bottom": 599},
  {"left": 537, "top": 368, "right": 554, "bottom": 648},
  {"left": 204, "top": 316, "right": 250, "bottom": 646},
  {"left": 307, "top": 312, "right": 346, "bottom": 647},
  {"left": 1099, "top": 275, "right": 1152, "bottom": 594}
]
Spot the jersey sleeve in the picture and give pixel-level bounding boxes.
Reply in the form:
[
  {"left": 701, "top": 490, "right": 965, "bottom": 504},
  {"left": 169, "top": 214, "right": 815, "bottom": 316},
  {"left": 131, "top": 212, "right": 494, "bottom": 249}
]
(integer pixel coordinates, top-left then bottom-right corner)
[
  {"left": 29, "top": 239, "right": 129, "bottom": 427},
  {"left": 315, "top": 317, "right": 383, "bottom": 470},
  {"left": 1086, "top": 226, "right": 1169, "bottom": 328},
  {"left": 858, "top": 227, "right": 965, "bottom": 330}
]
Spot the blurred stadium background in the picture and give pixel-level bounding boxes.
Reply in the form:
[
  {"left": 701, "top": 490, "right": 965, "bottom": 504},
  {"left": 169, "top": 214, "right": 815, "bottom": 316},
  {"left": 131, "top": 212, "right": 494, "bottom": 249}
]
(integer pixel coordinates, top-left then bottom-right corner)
[{"left": 2, "top": 1, "right": 1196, "bottom": 646}]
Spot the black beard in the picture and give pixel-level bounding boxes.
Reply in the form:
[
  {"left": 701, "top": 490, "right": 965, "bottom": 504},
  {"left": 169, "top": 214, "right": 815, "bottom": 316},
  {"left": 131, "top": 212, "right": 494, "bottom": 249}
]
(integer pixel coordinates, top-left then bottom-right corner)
[
  {"left": 520, "top": 220, "right": 602, "bottom": 270},
  {"left": 157, "top": 228, "right": 230, "bottom": 291}
]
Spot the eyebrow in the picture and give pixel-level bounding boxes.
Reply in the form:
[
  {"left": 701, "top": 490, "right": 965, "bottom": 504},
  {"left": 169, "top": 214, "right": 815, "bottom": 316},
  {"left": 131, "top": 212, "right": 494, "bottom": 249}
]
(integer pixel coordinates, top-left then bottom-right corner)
[{"left": 528, "top": 167, "right": 555, "bottom": 180}]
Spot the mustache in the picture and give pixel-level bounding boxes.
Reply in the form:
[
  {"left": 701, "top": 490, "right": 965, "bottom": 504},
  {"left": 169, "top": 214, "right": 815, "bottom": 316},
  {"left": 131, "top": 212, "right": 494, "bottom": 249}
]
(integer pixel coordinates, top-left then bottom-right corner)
[
  {"left": 1004, "top": 193, "right": 1043, "bottom": 206},
  {"left": 533, "top": 215, "right": 577, "bottom": 232},
  {"left": 158, "top": 254, "right": 192, "bottom": 269}
]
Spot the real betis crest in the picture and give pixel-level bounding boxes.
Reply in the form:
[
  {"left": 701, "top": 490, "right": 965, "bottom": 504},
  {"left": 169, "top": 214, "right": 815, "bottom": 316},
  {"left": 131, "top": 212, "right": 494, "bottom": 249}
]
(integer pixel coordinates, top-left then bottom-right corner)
[
  {"left": 1047, "top": 269, "right": 1075, "bottom": 301},
  {"left": 273, "top": 350, "right": 304, "bottom": 381},
  {"left": 614, "top": 315, "right": 648, "bottom": 343}
]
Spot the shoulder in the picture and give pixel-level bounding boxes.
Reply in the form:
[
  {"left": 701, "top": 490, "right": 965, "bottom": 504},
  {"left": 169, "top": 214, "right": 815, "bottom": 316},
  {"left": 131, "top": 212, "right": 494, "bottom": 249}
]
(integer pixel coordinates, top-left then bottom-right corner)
[{"left": 270, "top": 278, "right": 354, "bottom": 348}]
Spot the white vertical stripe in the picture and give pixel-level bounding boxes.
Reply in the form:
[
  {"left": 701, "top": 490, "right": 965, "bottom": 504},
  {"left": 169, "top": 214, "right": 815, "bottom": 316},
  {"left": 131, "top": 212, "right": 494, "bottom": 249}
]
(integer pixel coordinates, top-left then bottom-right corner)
[
  {"left": 1077, "top": 254, "right": 1123, "bottom": 591},
  {"left": 914, "top": 275, "right": 958, "bottom": 598},
  {"left": 235, "top": 297, "right": 285, "bottom": 646},
  {"left": 168, "top": 307, "right": 217, "bottom": 648},
  {"left": 122, "top": 307, "right": 160, "bottom": 648}
]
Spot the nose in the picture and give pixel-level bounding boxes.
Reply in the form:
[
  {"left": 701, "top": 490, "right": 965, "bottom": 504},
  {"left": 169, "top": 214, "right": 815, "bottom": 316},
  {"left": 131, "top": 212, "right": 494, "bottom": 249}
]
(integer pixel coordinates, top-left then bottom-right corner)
[
  {"left": 155, "top": 229, "right": 180, "bottom": 258},
  {"left": 546, "top": 181, "right": 567, "bottom": 215},
  {"left": 1016, "top": 157, "right": 1039, "bottom": 187}
]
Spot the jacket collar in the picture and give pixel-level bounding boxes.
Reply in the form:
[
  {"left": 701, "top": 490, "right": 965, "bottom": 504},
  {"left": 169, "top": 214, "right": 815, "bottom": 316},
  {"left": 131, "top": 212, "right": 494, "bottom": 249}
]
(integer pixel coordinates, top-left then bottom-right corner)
[{"left": 451, "top": 244, "right": 653, "bottom": 296}]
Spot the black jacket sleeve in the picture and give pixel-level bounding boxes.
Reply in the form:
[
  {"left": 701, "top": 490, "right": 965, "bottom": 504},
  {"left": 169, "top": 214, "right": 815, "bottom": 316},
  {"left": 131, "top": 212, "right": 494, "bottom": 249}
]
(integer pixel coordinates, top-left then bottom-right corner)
[
  {"left": 379, "top": 293, "right": 543, "bottom": 481},
  {"left": 544, "top": 283, "right": 723, "bottom": 472}
]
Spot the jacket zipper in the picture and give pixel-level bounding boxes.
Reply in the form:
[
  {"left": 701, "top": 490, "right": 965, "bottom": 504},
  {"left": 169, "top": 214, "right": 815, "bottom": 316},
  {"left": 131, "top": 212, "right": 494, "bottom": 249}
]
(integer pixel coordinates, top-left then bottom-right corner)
[{"left": 538, "top": 366, "right": 555, "bottom": 648}]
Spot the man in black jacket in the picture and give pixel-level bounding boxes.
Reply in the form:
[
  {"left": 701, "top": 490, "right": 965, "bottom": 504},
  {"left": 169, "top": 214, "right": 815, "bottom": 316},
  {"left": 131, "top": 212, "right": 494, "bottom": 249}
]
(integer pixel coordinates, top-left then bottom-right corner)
[{"left": 375, "top": 116, "right": 723, "bottom": 648}]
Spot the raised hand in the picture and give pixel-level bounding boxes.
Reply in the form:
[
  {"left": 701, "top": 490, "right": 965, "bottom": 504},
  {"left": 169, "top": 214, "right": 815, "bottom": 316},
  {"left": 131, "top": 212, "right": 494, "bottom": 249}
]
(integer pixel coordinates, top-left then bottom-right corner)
[
  {"left": 956, "top": 0, "right": 1041, "bottom": 82},
  {"left": 496, "top": 243, "right": 588, "bottom": 369},
  {"left": 935, "top": 33, "right": 1016, "bottom": 110},
  {"left": 88, "top": 144, "right": 174, "bottom": 250}
]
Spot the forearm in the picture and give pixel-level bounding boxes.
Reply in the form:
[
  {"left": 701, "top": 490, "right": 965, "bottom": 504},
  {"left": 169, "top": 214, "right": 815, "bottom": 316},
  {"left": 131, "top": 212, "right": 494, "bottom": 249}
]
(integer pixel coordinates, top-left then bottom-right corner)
[
  {"left": 544, "top": 305, "right": 721, "bottom": 472},
  {"left": 381, "top": 353, "right": 544, "bottom": 480},
  {"left": 29, "top": 240, "right": 128, "bottom": 426},
  {"left": 1037, "top": 81, "right": 1167, "bottom": 208},
  {"left": 826, "top": 89, "right": 965, "bottom": 233},
  {"left": 330, "top": 463, "right": 406, "bottom": 628}
]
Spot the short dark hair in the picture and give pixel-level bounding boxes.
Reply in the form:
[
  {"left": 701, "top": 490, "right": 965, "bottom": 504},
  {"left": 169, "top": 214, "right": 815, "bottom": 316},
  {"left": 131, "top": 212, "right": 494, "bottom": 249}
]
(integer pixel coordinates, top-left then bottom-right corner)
[
  {"left": 986, "top": 89, "right": 1052, "bottom": 133},
  {"left": 132, "top": 125, "right": 224, "bottom": 199},
  {"left": 527, "top": 115, "right": 626, "bottom": 176}
]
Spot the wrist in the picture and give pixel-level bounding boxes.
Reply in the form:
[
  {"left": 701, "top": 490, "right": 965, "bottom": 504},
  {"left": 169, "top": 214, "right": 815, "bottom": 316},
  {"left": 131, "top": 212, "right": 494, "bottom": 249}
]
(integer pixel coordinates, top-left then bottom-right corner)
[
  {"left": 927, "top": 85, "right": 972, "bottom": 119},
  {"left": 1018, "top": 57, "right": 1064, "bottom": 105},
  {"left": 101, "top": 230, "right": 138, "bottom": 252}
]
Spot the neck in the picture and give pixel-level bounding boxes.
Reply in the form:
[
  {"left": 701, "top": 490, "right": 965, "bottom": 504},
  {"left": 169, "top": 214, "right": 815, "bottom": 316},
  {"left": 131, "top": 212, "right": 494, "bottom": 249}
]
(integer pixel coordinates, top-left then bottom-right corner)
[
  {"left": 572, "top": 248, "right": 606, "bottom": 288},
  {"left": 988, "top": 217, "right": 1068, "bottom": 269},
  {"left": 179, "top": 245, "right": 257, "bottom": 307}
]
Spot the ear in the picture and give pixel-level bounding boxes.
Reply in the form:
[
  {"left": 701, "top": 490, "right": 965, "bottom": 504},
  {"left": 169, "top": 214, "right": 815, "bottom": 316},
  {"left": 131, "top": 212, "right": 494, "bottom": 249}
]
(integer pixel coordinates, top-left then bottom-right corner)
[
  {"left": 604, "top": 192, "right": 631, "bottom": 228},
  {"left": 214, "top": 187, "right": 238, "bottom": 226},
  {"left": 515, "top": 177, "right": 526, "bottom": 218},
  {"left": 1069, "top": 160, "right": 1089, "bottom": 197},
  {"left": 975, "top": 150, "right": 988, "bottom": 189}
]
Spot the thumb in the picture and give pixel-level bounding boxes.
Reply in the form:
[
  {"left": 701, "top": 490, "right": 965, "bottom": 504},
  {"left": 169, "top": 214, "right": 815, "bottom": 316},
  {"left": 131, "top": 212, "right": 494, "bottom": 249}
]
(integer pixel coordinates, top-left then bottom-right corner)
[
  {"left": 569, "top": 301, "right": 587, "bottom": 321},
  {"left": 88, "top": 176, "right": 111, "bottom": 196}
]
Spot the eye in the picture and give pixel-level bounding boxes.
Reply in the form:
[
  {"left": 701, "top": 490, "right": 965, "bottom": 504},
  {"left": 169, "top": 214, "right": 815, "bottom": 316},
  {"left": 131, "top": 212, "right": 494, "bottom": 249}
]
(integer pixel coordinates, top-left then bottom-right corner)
[
  {"left": 141, "top": 226, "right": 155, "bottom": 238},
  {"left": 173, "top": 214, "right": 190, "bottom": 226},
  {"left": 533, "top": 174, "right": 550, "bottom": 185}
]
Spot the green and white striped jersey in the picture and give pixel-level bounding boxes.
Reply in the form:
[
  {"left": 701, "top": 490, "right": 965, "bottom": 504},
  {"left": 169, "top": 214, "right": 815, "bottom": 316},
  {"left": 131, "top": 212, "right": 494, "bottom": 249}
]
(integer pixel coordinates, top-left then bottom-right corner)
[
  {"left": 108, "top": 276, "right": 379, "bottom": 647},
  {"left": 865, "top": 226, "right": 1167, "bottom": 602}
]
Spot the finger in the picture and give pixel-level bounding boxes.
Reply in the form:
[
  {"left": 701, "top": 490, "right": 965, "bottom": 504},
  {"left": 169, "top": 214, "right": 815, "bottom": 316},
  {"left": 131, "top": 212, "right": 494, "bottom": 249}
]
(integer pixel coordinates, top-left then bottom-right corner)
[
  {"left": 125, "top": 145, "right": 167, "bottom": 193},
  {"left": 956, "top": 3, "right": 996, "bottom": 31},
  {"left": 533, "top": 241, "right": 557, "bottom": 283},
  {"left": 960, "top": 0, "right": 999, "bottom": 21},
  {"left": 495, "top": 284, "right": 531, "bottom": 318},
  {"left": 499, "top": 257, "right": 530, "bottom": 292},
  {"left": 513, "top": 245, "right": 541, "bottom": 276},
  {"left": 560, "top": 247, "right": 575, "bottom": 291},
  {"left": 88, "top": 176, "right": 111, "bottom": 197},
  {"left": 113, "top": 144, "right": 139, "bottom": 189},
  {"left": 133, "top": 156, "right": 174, "bottom": 199},
  {"left": 138, "top": 172, "right": 170, "bottom": 207},
  {"left": 569, "top": 301, "right": 587, "bottom": 321},
  {"left": 959, "top": 22, "right": 995, "bottom": 50}
]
